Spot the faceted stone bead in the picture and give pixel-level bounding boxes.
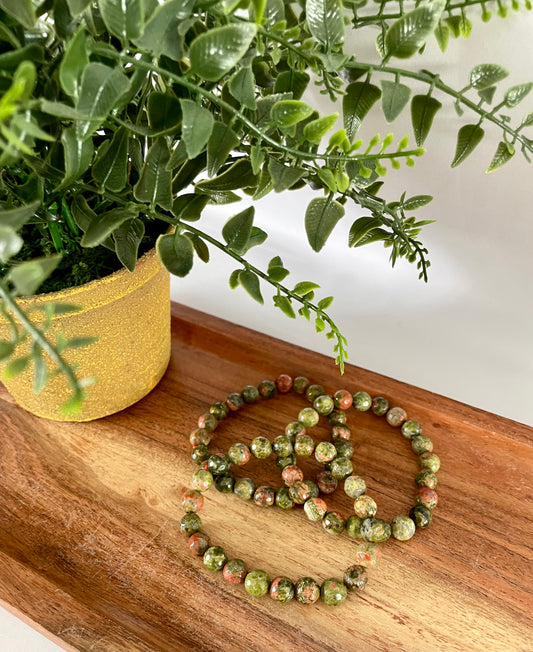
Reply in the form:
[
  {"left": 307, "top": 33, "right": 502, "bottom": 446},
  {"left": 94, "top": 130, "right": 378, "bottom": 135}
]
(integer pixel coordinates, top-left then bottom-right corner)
[
  {"left": 419, "top": 452, "right": 441, "bottom": 473},
  {"left": 206, "top": 454, "right": 231, "bottom": 476},
  {"left": 250, "top": 436, "right": 272, "bottom": 459},
  {"left": 322, "top": 511, "right": 345, "bottom": 535},
  {"left": 203, "top": 546, "right": 227, "bottom": 571},
  {"left": 226, "top": 392, "right": 244, "bottom": 411},
  {"left": 273, "top": 435, "right": 293, "bottom": 457},
  {"left": 228, "top": 442, "right": 251, "bottom": 466},
  {"left": 361, "top": 517, "right": 391, "bottom": 543},
  {"left": 191, "top": 469, "right": 214, "bottom": 492},
  {"left": 410, "top": 505, "right": 433, "bottom": 528},
  {"left": 345, "top": 515, "right": 364, "bottom": 539},
  {"left": 416, "top": 487, "right": 439, "bottom": 510},
  {"left": 298, "top": 407, "right": 319, "bottom": 428},
  {"left": 215, "top": 473, "right": 235, "bottom": 493},
  {"left": 386, "top": 407, "right": 408, "bottom": 427},
  {"left": 275, "top": 374, "right": 293, "bottom": 393},
  {"left": 352, "top": 391, "right": 372, "bottom": 411},
  {"left": 334, "top": 389, "right": 353, "bottom": 410},
  {"left": 281, "top": 464, "right": 304, "bottom": 486},
  {"left": 315, "top": 441, "right": 337, "bottom": 463},
  {"left": 371, "top": 396, "right": 389, "bottom": 416},
  {"left": 244, "top": 569, "right": 270, "bottom": 597},
  {"left": 293, "top": 376, "right": 310, "bottom": 394},
  {"left": 343, "top": 565, "right": 368, "bottom": 592},
  {"left": 182, "top": 489, "right": 204, "bottom": 513},
  {"left": 258, "top": 379, "right": 276, "bottom": 398},
  {"left": 353, "top": 495, "right": 378, "bottom": 518},
  {"left": 391, "top": 515, "right": 416, "bottom": 541},
  {"left": 328, "top": 409, "right": 347, "bottom": 426},
  {"left": 306, "top": 384, "right": 325, "bottom": 403},
  {"left": 242, "top": 384, "right": 260, "bottom": 403},
  {"left": 289, "top": 481, "right": 312, "bottom": 504},
  {"left": 331, "top": 425, "right": 351, "bottom": 441},
  {"left": 307, "top": 480, "right": 320, "bottom": 498},
  {"left": 253, "top": 485, "right": 275, "bottom": 507},
  {"left": 411, "top": 435, "right": 434, "bottom": 455},
  {"left": 321, "top": 578, "right": 347, "bottom": 606},
  {"left": 294, "top": 434, "right": 315, "bottom": 457},
  {"left": 295, "top": 577, "right": 321, "bottom": 604},
  {"left": 334, "top": 440, "right": 354, "bottom": 459},
  {"left": 234, "top": 477, "right": 256, "bottom": 501},
  {"left": 189, "top": 428, "right": 211, "bottom": 447},
  {"left": 303, "top": 497, "right": 328, "bottom": 522},
  {"left": 209, "top": 401, "right": 229, "bottom": 420},
  {"left": 191, "top": 444, "right": 211, "bottom": 465},
  {"left": 285, "top": 421, "right": 305, "bottom": 439},
  {"left": 275, "top": 487, "right": 294, "bottom": 510},
  {"left": 313, "top": 394, "right": 335, "bottom": 416},
  {"left": 223, "top": 558, "right": 247, "bottom": 583},
  {"left": 269, "top": 577, "right": 295, "bottom": 602},
  {"left": 316, "top": 470, "right": 338, "bottom": 494},
  {"left": 415, "top": 470, "right": 438, "bottom": 489},
  {"left": 354, "top": 542, "right": 381, "bottom": 567},
  {"left": 198, "top": 413, "right": 217, "bottom": 431},
  {"left": 344, "top": 475, "right": 367, "bottom": 498},
  {"left": 180, "top": 512, "right": 202, "bottom": 537},
  {"left": 276, "top": 454, "right": 297, "bottom": 470},
  {"left": 402, "top": 419, "right": 422, "bottom": 439},
  {"left": 329, "top": 457, "right": 353, "bottom": 480},
  {"left": 188, "top": 532, "right": 210, "bottom": 557}
]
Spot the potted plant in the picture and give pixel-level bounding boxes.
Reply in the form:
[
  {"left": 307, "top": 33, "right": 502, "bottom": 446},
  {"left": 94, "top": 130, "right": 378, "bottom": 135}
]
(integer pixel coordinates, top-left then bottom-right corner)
[{"left": 0, "top": 0, "right": 531, "bottom": 420}]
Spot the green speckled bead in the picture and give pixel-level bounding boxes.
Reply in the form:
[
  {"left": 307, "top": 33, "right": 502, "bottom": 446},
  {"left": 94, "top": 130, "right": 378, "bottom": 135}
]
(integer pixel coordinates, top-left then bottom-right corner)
[
  {"left": 275, "top": 487, "right": 294, "bottom": 510},
  {"left": 206, "top": 454, "right": 231, "bottom": 476},
  {"left": 294, "top": 434, "right": 315, "bottom": 457},
  {"left": 189, "top": 428, "right": 211, "bottom": 447},
  {"left": 401, "top": 419, "right": 422, "bottom": 439},
  {"left": 416, "top": 487, "right": 438, "bottom": 509},
  {"left": 258, "top": 379, "right": 276, "bottom": 398},
  {"left": 386, "top": 406, "right": 408, "bottom": 427},
  {"left": 242, "top": 384, "right": 260, "bottom": 403},
  {"left": 191, "top": 444, "right": 210, "bottom": 465},
  {"left": 215, "top": 473, "right": 235, "bottom": 493},
  {"left": 410, "top": 505, "right": 432, "bottom": 528},
  {"left": 191, "top": 469, "right": 213, "bottom": 492},
  {"left": 391, "top": 515, "right": 416, "bottom": 541},
  {"left": 295, "top": 577, "right": 320, "bottom": 604},
  {"left": 328, "top": 409, "right": 347, "bottom": 426},
  {"left": 227, "top": 442, "right": 251, "bottom": 466},
  {"left": 306, "top": 384, "right": 325, "bottom": 402},
  {"left": 209, "top": 401, "right": 229, "bottom": 420},
  {"left": 303, "top": 497, "right": 328, "bottom": 522},
  {"left": 244, "top": 570, "right": 270, "bottom": 597},
  {"left": 345, "top": 514, "right": 364, "bottom": 539},
  {"left": 226, "top": 392, "right": 244, "bottom": 411},
  {"left": 276, "top": 454, "right": 296, "bottom": 470},
  {"left": 272, "top": 435, "right": 293, "bottom": 457},
  {"left": 298, "top": 407, "right": 319, "bottom": 428},
  {"left": 180, "top": 512, "right": 202, "bottom": 536},
  {"left": 329, "top": 457, "right": 354, "bottom": 480},
  {"left": 334, "top": 389, "right": 353, "bottom": 410},
  {"left": 275, "top": 374, "right": 293, "bottom": 393},
  {"left": 253, "top": 485, "right": 275, "bottom": 507},
  {"left": 334, "top": 440, "right": 354, "bottom": 459},
  {"left": 322, "top": 511, "right": 345, "bottom": 535},
  {"left": 344, "top": 475, "right": 367, "bottom": 498},
  {"left": 316, "top": 470, "right": 337, "bottom": 494},
  {"left": 315, "top": 441, "right": 337, "bottom": 463},
  {"left": 419, "top": 452, "right": 441, "bottom": 473},
  {"left": 188, "top": 532, "right": 210, "bottom": 556},
  {"left": 411, "top": 434, "right": 434, "bottom": 455},
  {"left": 343, "top": 565, "right": 368, "bottom": 592},
  {"left": 250, "top": 436, "right": 272, "bottom": 459},
  {"left": 223, "top": 558, "right": 247, "bottom": 583},
  {"left": 281, "top": 464, "right": 304, "bottom": 486},
  {"left": 371, "top": 396, "right": 389, "bottom": 416},
  {"left": 269, "top": 577, "right": 295, "bottom": 602},
  {"left": 415, "top": 470, "right": 438, "bottom": 489},
  {"left": 203, "top": 546, "right": 227, "bottom": 571},
  {"left": 182, "top": 489, "right": 204, "bottom": 512},
  {"left": 321, "top": 578, "right": 347, "bottom": 606},
  {"left": 198, "top": 413, "right": 217, "bottom": 431},
  {"left": 307, "top": 480, "right": 320, "bottom": 498},
  {"left": 353, "top": 495, "right": 378, "bottom": 518},
  {"left": 361, "top": 517, "right": 392, "bottom": 543},
  {"left": 293, "top": 376, "right": 310, "bottom": 394},
  {"left": 234, "top": 477, "right": 256, "bottom": 500},
  {"left": 313, "top": 394, "right": 335, "bottom": 415},
  {"left": 352, "top": 391, "right": 372, "bottom": 411},
  {"left": 331, "top": 425, "right": 351, "bottom": 441},
  {"left": 288, "top": 481, "right": 312, "bottom": 504},
  {"left": 285, "top": 421, "right": 305, "bottom": 439}
]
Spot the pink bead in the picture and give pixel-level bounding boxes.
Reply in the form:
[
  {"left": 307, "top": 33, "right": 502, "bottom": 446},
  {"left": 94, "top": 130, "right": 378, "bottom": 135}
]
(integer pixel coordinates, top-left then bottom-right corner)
[
  {"left": 281, "top": 465, "right": 304, "bottom": 486},
  {"left": 334, "top": 389, "right": 353, "bottom": 410}
]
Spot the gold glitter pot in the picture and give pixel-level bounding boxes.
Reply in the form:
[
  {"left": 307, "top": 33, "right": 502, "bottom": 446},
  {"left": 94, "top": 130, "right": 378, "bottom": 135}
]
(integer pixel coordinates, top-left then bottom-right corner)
[{"left": 0, "top": 247, "right": 170, "bottom": 421}]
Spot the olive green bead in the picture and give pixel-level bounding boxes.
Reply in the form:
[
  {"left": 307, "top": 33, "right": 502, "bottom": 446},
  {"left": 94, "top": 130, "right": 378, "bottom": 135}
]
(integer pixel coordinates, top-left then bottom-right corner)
[
  {"left": 293, "top": 376, "right": 310, "bottom": 394},
  {"left": 402, "top": 419, "right": 422, "bottom": 439},
  {"left": 410, "top": 505, "right": 432, "bottom": 528},
  {"left": 189, "top": 428, "right": 212, "bottom": 447},
  {"left": 306, "top": 480, "right": 320, "bottom": 498},
  {"left": 322, "top": 511, "right": 345, "bottom": 535},
  {"left": 269, "top": 577, "right": 294, "bottom": 602},
  {"left": 330, "top": 425, "right": 351, "bottom": 441},
  {"left": 226, "top": 392, "right": 244, "bottom": 410},
  {"left": 329, "top": 457, "right": 354, "bottom": 480},
  {"left": 209, "top": 401, "right": 229, "bottom": 420},
  {"left": 411, "top": 434, "right": 434, "bottom": 455},
  {"left": 391, "top": 515, "right": 416, "bottom": 541},
  {"left": 253, "top": 485, "right": 276, "bottom": 507},
  {"left": 304, "top": 497, "right": 328, "bottom": 521},
  {"left": 180, "top": 512, "right": 202, "bottom": 536},
  {"left": 244, "top": 569, "right": 270, "bottom": 597},
  {"left": 420, "top": 452, "right": 441, "bottom": 473},
  {"left": 272, "top": 435, "right": 293, "bottom": 457},
  {"left": 275, "top": 487, "right": 294, "bottom": 510},
  {"left": 334, "top": 439, "right": 354, "bottom": 459},
  {"left": 206, "top": 454, "right": 231, "bottom": 476},
  {"left": 361, "top": 517, "right": 391, "bottom": 543},
  {"left": 250, "top": 436, "right": 272, "bottom": 459},
  {"left": 298, "top": 407, "right": 319, "bottom": 428},
  {"left": 215, "top": 473, "right": 235, "bottom": 493},
  {"left": 315, "top": 441, "right": 337, "bottom": 463},
  {"left": 328, "top": 409, "right": 347, "bottom": 426},
  {"left": 344, "top": 475, "right": 367, "bottom": 498},
  {"left": 415, "top": 470, "right": 438, "bottom": 489},
  {"left": 227, "top": 442, "right": 251, "bottom": 466},
  {"left": 285, "top": 421, "right": 305, "bottom": 438},
  {"left": 306, "top": 384, "right": 325, "bottom": 402},
  {"left": 203, "top": 546, "right": 227, "bottom": 571},
  {"left": 321, "top": 578, "right": 347, "bottom": 606},
  {"left": 343, "top": 565, "right": 368, "bottom": 592},
  {"left": 313, "top": 394, "right": 335, "bottom": 415},
  {"left": 191, "top": 468, "right": 214, "bottom": 492},
  {"left": 289, "top": 481, "right": 312, "bottom": 504},
  {"left": 258, "top": 379, "right": 276, "bottom": 398},
  {"left": 234, "top": 477, "right": 256, "bottom": 500},
  {"left": 371, "top": 396, "right": 389, "bottom": 416},
  {"left": 223, "top": 558, "right": 247, "bottom": 583},
  {"left": 294, "top": 434, "right": 315, "bottom": 457},
  {"left": 346, "top": 515, "right": 364, "bottom": 539},
  {"left": 295, "top": 577, "right": 320, "bottom": 604},
  {"left": 353, "top": 494, "right": 378, "bottom": 518},
  {"left": 352, "top": 391, "right": 372, "bottom": 411},
  {"left": 386, "top": 406, "right": 408, "bottom": 427},
  {"left": 242, "top": 384, "right": 260, "bottom": 403},
  {"left": 198, "top": 412, "right": 217, "bottom": 432},
  {"left": 191, "top": 444, "right": 211, "bottom": 465},
  {"left": 276, "top": 454, "right": 296, "bottom": 470}
]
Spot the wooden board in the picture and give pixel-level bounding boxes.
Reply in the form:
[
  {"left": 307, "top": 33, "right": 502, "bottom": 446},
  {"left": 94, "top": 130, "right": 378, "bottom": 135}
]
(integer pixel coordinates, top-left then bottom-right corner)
[{"left": 0, "top": 302, "right": 532, "bottom": 652}]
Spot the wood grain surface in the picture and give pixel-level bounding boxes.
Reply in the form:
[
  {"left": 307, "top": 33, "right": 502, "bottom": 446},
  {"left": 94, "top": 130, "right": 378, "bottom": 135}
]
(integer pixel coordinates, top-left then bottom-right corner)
[{"left": 0, "top": 302, "right": 532, "bottom": 652}]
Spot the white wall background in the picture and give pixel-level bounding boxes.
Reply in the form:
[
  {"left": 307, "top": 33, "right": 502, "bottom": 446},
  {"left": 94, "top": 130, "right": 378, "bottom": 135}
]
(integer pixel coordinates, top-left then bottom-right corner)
[{"left": 5, "top": 9, "right": 533, "bottom": 652}]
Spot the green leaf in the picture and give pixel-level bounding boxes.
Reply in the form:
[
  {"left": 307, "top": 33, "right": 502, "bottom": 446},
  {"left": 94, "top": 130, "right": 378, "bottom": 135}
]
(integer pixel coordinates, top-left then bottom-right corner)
[
  {"left": 7, "top": 255, "right": 61, "bottom": 295},
  {"left": 92, "top": 127, "right": 129, "bottom": 191},
  {"left": 486, "top": 141, "right": 515, "bottom": 173},
  {"left": 410, "top": 94, "right": 442, "bottom": 146},
  {"left": 305, "top": 197, "right": 345, "bottom": 252},
  {"left": 228, "top": 67, "right": 257, "bottom": 111},
  {"left": 305, "top": 0, "right": 345, "bottom": 50},
  {"left": 222, "top": 207, "right": 254, "bottom": 255},
  {"left": 348, "top": 216, "right": 382, "bottom": 247},
  {"left": 293, "top": 281, "right": 320, "bottom": 295},
  {"left": 0, "top": 0, "right": 35, "bottom": 28},
  {"left": 2, "top": 356, "right": 29, "bottom": 379},
  {"left": 133, "top": 137, "right": 172, "bottom": 209},
  {"left": 384, "top": 0, "right": 445, "bottom": 59},
  {"left": 303, "top": 114, "right": 338, "bottom": 143},
  {"left": 66, "top": 336, "right": 98, "bottom": 349},
  {"left": 478, "top": 86, "right": 497, "bottom": 105},
  {"left": 172, "top": 193, "right": 209, "bottom": 222},
  {"left": 59, "top": 26, "right": 89, "bottom": 99},
  {"left": 239, "top": 270, "right": 263, "bottom": 304},
  {"left": 270, "top": 100, "right": 314, "bottom": 128},
  {"left": 156, "top": 232, "right": 194, "bottom": 278},
  {"left": 0, "top": 340, "right": 14, "bottom": 360},
  {"left": 70, "top": 195, "right": 97, "bottom": 233},
  {"left": 147, "top": 92, "right": 181, "bottom": 133},
  {"left": 0, "top": 225, "right": 23, "bottom": 263},
  {"left": 343, "top": 82, "right": 381, "bottom": 140},
  {"left": 81, "top": 204, "right": 140, "bottom": 247},
  {"left": 197, "top": 159, "right": 257, "bottom": 192},
  {"left": 229, "top": 269, "right": 241, "bottom": 289},
  {"left": 113, "top": 219, "right": 145, "bottom": 271},
  {"left": 268, "top": 256, "right": 290, "bottom": 282},
  {"left": 268, "top": 159, "right": 305, "bottom": 192},
  {"left": 60, "top": 126, "right": 94, "bottom": 185},
  {"left": 32, "top": 354, "right": 48, "bottom": 395},
  {"left": 65, "top": 0, "right": 91, "bottom": 15},
  {"left": 180, "top": 99, "right": 215, "bottom": 160},
  {"left": 403, "top": 194, "right": 433, "bottom": 210},
  {"left": 451, "top": 124, "right": 485, "bottom": 168},
  {"left": 521, "top": 112, "right": 533, "bottom": 127},
  {"left": 469, "top": 63, "right": 509, "bottom": 91},
  {"left": 133, "top": 0, "right": 192, "bottom": 60},
  {"left": 0, "top": 201, "right": 39, "bottom": 230},
  {"left": 273, "top": 295, "right": 296, "bottom": 318},
  {"left": 504, "top": 83, "right": 533, "bottom": 108},
  {"left": 207, "top": 122, "right": 240, "bottom": 177},
  {"left": 98, "top": 0, "right": 144, "bottom": 42},
  {"left": 273, "top": 71, "right": 310, "bottom": 100},
  {"left": 189, "top": 24, "right": 257, "bottom": 82},
  {"left": 380, "top": 80, "right": 411, "bottom": 123},
  {"left": 189, "top": 233, "right": 209, "bottom": 263},
  {"left": 317, "top": 296, "right": 334, "bottom": 310},
  {"left": 38, "top": 100, "right": 88, "bottom": 121},
  {"left": 434, "top": 23, "right": 450, "bottom": 52}
]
